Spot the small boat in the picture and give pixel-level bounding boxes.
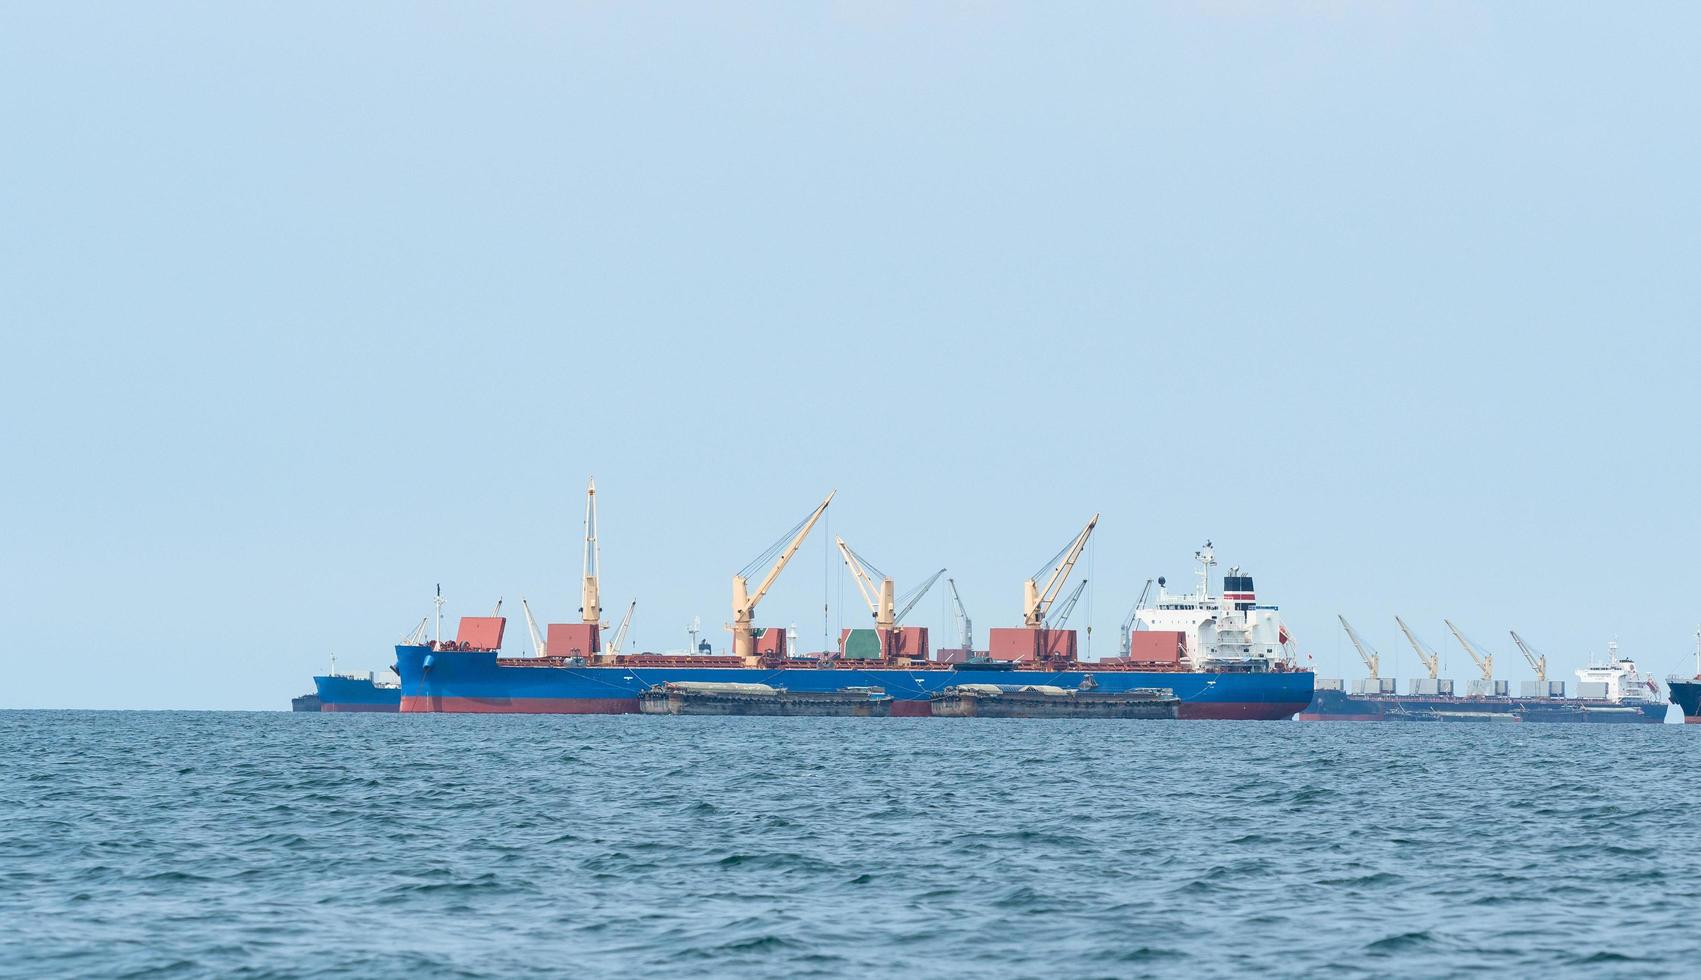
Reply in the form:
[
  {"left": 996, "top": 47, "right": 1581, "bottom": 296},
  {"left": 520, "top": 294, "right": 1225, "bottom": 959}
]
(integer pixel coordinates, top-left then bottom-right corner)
[
  {"left": 638, "top": 682, "right": 895, "bottom": 717},
  {"left": 930, "top": 683, "right": 1179, "bottom": 719}
]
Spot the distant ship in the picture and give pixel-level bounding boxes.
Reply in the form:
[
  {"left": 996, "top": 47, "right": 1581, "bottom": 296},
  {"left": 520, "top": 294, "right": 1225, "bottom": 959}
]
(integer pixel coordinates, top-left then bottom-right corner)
[
  {"left": 394, "top": 485, "right": 1313, "bottom": 719},
  {"left": 1666, "top": 629, "right": 1701, "bottom": 724},
  {"left": 1301, "top": 617, "right": 1666, "bottom": 724},
  {"left": 291, "top": 657, "right": 400, "bottom": 713}
]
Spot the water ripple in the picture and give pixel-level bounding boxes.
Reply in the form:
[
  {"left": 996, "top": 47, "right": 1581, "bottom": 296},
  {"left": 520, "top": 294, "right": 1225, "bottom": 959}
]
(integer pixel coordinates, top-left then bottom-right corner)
[{"left": 3, "top": 712, "right": 1701, "bottom": 977}]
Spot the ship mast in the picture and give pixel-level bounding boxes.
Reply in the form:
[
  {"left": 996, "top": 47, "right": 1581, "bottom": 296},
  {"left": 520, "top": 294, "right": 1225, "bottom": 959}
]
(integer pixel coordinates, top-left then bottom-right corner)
[
  {"left": 433, "top": 583, "right": 445, "bottom": 648},
  {"left": 1194, "top": 541, "right": 1216, "bottom": 601},
  {"left": 581, "top": 478, "right": 602, "bottom": 629}
]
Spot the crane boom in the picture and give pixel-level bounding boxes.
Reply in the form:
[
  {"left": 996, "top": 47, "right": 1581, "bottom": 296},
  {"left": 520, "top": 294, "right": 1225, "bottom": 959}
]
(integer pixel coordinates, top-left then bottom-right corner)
[
  {"left": 947, "top": 578, "right": 972, "bottom": 653},
  {"left": 1444, "top": 619, "right": 1494, "bottom": 681},
  {"left": 608, "top": 600, "right": 637, "bottom": 655},
  {"left": 835, "top": 536, "right": 895, "bottom": 630},
  {"left": 896, "top": 568, "right": 947, "bottom": 625},
  {"left": 1395, "top": 616, "right": 1441, "bottom": 679},
  {"left": 1338, "top": 615, "right": 1381, "bottom": 677},
  {"left": 401, "top": 617, "right": 428, "bottom": 646},
  {"left": 731, "top": 491, "right": 835, "bottom": 661},
  {"left": 1024, "top": 515, "right": 1100, "bottom": 627},
  {"left": 1049, "top": 579, "right": 1088, "bottom": 629},
  {"left": 1508, "top": 630, "right": 1546, "bottom": 682},
  {"left": 1119, "top": 578, "right": 1155, "bottom": 658},
  {"left": 520, "top": 598, "right": 546, "bottom": 657}
]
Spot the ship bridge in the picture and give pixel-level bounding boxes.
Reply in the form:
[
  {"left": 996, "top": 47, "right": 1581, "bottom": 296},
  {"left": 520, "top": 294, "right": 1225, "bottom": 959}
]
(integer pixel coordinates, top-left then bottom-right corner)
[{"left": 1134, "top": 543, "right": 1292, "bottom": 668}]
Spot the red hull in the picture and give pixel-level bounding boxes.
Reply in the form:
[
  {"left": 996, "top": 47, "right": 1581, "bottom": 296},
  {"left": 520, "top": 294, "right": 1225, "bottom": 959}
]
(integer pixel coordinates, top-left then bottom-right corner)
[
  {"left": 1180, "top": 701, "right": 1306, "bottom": 721},
  {"left": 401, "top": 695, "right": 640, "bottom": 714},
  {"left": 319, "top": 703, "right": 400, "bottom": 713}
]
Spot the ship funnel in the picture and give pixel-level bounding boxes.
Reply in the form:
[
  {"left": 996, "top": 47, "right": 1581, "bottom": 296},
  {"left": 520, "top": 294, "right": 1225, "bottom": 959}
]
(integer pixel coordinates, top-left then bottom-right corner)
[{"left": 1223, "top": 571, "right": 1256, "bottom": 610}]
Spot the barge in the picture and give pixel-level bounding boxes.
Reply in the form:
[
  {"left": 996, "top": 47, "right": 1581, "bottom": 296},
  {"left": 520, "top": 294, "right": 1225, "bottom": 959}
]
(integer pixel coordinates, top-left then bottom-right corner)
[
  {"left": 929, "top": 683, "right": 1179, "bottom": 719},
  {"left": 638, "top": 682, "right": 894, "bottom": 716}
]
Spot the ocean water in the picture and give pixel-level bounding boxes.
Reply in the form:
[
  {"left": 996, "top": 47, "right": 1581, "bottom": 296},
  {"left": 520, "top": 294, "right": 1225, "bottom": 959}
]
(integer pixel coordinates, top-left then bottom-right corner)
[{"left": 3, "top": 712, "right": 1699, "bottom": 978}]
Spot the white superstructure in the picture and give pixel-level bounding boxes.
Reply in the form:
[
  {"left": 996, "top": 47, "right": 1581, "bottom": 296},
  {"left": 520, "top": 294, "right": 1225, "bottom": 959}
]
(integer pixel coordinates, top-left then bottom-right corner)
[
  {"left": 1134, "top": 542, "right": 1296, "bottom": 670},
  {"left": 1573, "top": 642, "right": 1661, "bottom": 703}
]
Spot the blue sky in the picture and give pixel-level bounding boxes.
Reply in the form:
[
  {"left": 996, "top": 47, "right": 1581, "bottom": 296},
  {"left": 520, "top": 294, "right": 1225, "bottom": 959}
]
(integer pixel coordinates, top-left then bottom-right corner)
[{"left": 3, "top": 3, "right": 1698, "bottom": 708}]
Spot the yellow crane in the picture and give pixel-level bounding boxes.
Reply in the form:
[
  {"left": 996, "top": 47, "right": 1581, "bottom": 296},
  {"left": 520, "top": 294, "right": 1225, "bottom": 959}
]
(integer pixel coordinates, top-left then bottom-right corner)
[
  {"left": 519, "top": 479, "right": 609, "bottom": 660},
  {"left": 1395, "top": 616, "right": 1441, "bottom": 679},
  {"left": 836, "top": 536, "right": 896, "bottom": 633},
  {"left": 835, "top": 539, "right": 945, "bottom": 662},
  {"left": 730, "top": 491, "right": 835, "bottom": 664},
  {"left": 1509, "top": 630, "right": 1546, "bottom": 682},
  {"left": 1339, "top": 615, "right": 1381, "bottom": 678},
  {"left": 1023, "top": 515, "right": 1099, "bottom": 628},
  {"left": 1444, "top": 619, "right": 1495, "bottom": 682}
]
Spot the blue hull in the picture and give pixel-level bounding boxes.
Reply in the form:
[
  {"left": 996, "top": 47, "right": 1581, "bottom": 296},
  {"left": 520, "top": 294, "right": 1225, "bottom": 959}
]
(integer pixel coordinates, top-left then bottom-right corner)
[
  {"left": 393, "top": 646, "right": 1313, "bottom": 719},
  {"left": 311, "top": 675, "right": 401, "bottom": 713},
  {"left": 1671, "top": 680, "right": 1701, "bottom": 723},
  {"left": 1299, "top": 688, "right": 1666, "bottom": 723}
]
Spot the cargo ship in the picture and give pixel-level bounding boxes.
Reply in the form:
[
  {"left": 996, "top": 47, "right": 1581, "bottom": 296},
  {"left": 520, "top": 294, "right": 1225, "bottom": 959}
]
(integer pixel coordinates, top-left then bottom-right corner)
[
  {"left": 293, "top": 658, "right": 401, "bottom": 713},
  {"left": 1300, "top": 616, "right": 1666, "bottom": 723},
  {"left": 313, "top": 672, "right": 401, "bottom": 712},
  {"left": 395, "top": 486, "right": 1312, "bottom": 719},
  {"left": 1666, "top": 629, "right": 1701, "bottom": 724}
]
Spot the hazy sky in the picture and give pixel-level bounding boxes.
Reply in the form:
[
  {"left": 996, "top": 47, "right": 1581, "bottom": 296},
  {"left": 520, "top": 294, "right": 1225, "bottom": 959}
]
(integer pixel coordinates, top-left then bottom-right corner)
[{"left": 3, "top": 3, "right": 1698, "bottom": 709}]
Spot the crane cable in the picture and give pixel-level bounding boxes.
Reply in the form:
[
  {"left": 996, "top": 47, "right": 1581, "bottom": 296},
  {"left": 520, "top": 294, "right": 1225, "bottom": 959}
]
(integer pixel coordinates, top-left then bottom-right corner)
[
  {"left": 1030, "top": 535, "right": 1074, "bottom": 584},
  {"left": 1086, "top": 534, "right": 1095, "bottom": 658},
  {"left": 738, "top": 507, "right": 815, "bottom": 580}
]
